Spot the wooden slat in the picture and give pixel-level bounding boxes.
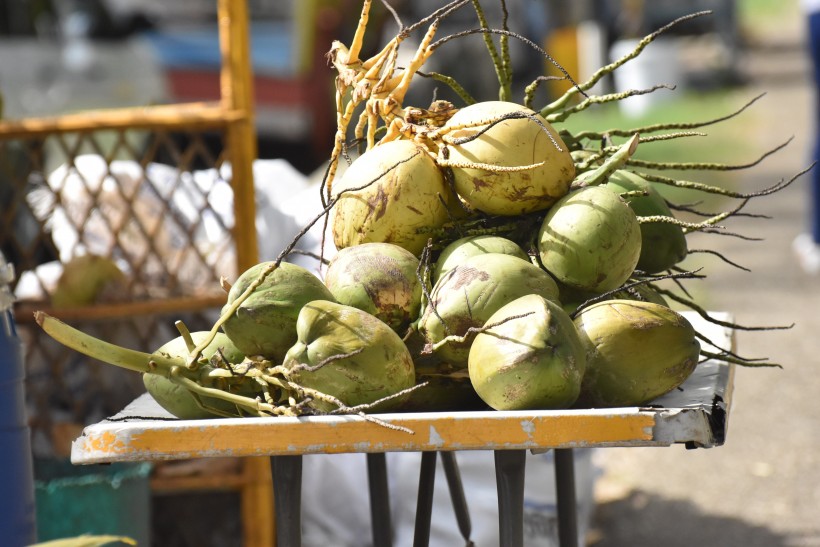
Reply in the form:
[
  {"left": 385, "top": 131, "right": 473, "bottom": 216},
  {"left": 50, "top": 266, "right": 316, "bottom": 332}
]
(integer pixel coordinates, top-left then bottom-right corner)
[
  {"left": 0, "top": 103, "right": 245, "bottom": 138},
  {"left": 151, "top": 473, "right": 248, "bottom": 493},
  {"left": 14, "top": 294, "right": 227, "bottom": 323}
]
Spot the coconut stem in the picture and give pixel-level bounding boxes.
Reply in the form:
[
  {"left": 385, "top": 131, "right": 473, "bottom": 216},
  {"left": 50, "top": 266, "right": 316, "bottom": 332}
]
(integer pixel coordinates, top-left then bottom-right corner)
[
  {"left": 498, "top": 0, "right": 513, "bottom": 101},
  {"left": 169, "top": 371, "right": 274, "bottom": 417},
  {"left": 431, "top": 27, "right": 578, "bottom": 102},
  {"left": 219, "top": 276, "right": 232, "bottom": 293},
  {"left": 638, "top": 161, "right": 813, "bottom": 200},
  {"left": 700, "top": 350, "right": 782, "bottom": 368},
  {"left": 175, "top": 320, "right": 196, "bottom": 352},
  {"left": 686, "top": 249, "right": 750, "bottom": 272},
  {"left": 571, "top": 134, "right": 640, "bottom": 189},
  {"left": 650, "top": 286, "right": 794, "bottom": 332},
  {"left": 545, "top": 84, "right": 675, "bottom": 124},
  {"left": 469, "top": 0, "right": 509, "bottom": 100},
  {"left": 540, "top": 11, "right": 711, "bottom": 116},
  {"left": 636, "top": 214, "right": 727, "bottom": 232},
  {"left": 576, "top": 132, "right": 706, "bottom": 171},
  {"left": 626, "top": 137, "right": 793, "bottom": 172},
  {"left": 416, "top": 70, "right": 477, "bottom": 105},
  {"left": 694, "top": 332, "right": 774, "bottom": 367},
  {"left": 567, "top": 92, "right": 767, "bottom": 142},
  {"left": 34, "top": 311, "right": 185, "bottom": 375},
  {"left": 523, "top": 76, "right": 563, "bottom": 109},
  {"left": 437, "top": 158, "right": 545, "bottom": 172}
]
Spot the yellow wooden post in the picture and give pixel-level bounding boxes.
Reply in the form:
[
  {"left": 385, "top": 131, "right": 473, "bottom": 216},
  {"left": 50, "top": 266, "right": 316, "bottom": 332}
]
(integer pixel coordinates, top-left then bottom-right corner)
[
  {"left": 544, "top": 27, "right": 580, "bottom": 100},
  {"left": 217, "top": 1, "right": 275, "bottom": 546},
  {"left": 219, "top": 0, "right": 259, "bottom": 274},
  {"left": 240, "top": 458, "right": 276, "bottom": 547}
]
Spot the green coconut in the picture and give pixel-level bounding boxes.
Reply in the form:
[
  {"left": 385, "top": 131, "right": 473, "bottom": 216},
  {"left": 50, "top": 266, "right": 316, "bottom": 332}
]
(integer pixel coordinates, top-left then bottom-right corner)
[
  {"left": 433, "top": 234, "right": 530, "bottom": 283},
  {"left": 143, "top": 332, "right": 249, "bottom": 419},
  {"left": 51, "top": 254, "right": 126, "bottom": 309},
  {"left": 573, "top": 300, "right": 701, "bottom": 407},
  {"left": 441, "top": 101, "right": 575, "bottom": 215},
  {"left": 418, "top": 252, "right": 561, "bottom": 368},
  {"left": 468, "top": 294, "right": 586, "bottom": 410},
  {"left": 282, "top": 300, "right": 415, "bottom": 412},
  {"left": 538, "top": 186, "right": 642, "bottom": 293},
  {"left": 603, "top": 170, "right": 688, "bottom": 273},
  {"left": 331, "top": 139, "right": 459, "bottom": 255},
  {"left": 324, "top": 242, "right": 422, "bottom": 333},
  {"left": 221, "top": 261, "right": 335, "bottom": 363}
]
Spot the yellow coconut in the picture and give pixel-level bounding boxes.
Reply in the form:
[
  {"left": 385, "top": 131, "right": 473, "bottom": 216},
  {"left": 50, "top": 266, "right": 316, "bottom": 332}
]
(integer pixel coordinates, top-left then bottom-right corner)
[
  {"left": 331, "top": 139, "right": 459, "bottom": 256},
  {"left": 440, "top": 101, "right": 575, "bottom": 215}
]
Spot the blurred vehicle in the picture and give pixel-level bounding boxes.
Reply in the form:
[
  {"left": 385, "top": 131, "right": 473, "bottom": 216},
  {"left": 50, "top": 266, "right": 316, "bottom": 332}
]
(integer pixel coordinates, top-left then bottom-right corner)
[
  {"left": 0, "top": 0, "right": 166, "bottom": 120},
  {"left": 108, "top": 0, "right": 355, "bottom": 168}
]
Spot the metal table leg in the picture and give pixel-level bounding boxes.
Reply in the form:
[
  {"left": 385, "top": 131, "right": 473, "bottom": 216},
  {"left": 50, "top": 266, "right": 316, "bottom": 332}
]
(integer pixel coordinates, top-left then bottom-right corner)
[
  {"left": 441, "top": 451, "right": 473, "bottom": 545},
  {"left": 494, "top": 449, "right": 526, "bottom": 547},
  {"left": 413, "top": 451, "right": 438, "bottom": 547},
  {"left": 554, "top": 448, "right": 578, "bottom": 547},
  {"left": 271, "top": 455, "right": 303, "bottom": 547},
  {"left": 367, "top": 452, "right": 393, "bottom": 547}
]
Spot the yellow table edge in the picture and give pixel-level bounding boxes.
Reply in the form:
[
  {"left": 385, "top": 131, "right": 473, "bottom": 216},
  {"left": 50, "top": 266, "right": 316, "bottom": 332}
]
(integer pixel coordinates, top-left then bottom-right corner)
[{"left": 72, "top": 408, "right": 663, "bottom": 463}]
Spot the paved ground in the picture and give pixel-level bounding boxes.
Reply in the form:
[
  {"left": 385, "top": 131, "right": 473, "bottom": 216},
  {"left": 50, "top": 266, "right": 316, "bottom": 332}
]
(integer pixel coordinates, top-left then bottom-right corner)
[{"left": 589, "top": 8, "right": 820, "bottom": 547}]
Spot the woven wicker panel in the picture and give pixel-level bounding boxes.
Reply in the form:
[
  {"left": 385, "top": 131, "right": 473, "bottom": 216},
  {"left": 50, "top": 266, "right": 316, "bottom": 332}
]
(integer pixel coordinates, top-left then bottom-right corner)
[
  {"left": 1, "top": 126, "right": 239, "bottom": 456},
  {"left": 2, "top": 128, "right": 237, "bottom": 302}
]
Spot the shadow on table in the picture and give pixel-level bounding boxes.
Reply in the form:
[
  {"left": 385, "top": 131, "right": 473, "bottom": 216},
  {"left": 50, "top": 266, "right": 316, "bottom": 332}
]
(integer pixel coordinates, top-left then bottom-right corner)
[{"left": 588, "top": 490, "right": 788, "bottom": 547}]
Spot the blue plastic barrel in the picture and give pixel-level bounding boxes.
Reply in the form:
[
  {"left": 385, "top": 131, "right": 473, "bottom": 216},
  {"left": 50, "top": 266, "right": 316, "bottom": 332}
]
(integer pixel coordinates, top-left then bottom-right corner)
[{"left": 0, "top": 255, "right": 37, "bottom": 546}]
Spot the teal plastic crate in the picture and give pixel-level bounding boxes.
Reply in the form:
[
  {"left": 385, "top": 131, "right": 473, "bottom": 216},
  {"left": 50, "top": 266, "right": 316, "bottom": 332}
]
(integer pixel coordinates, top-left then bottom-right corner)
[{"left": 34, "top": 458, "right": 152, "bottom": 545}]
